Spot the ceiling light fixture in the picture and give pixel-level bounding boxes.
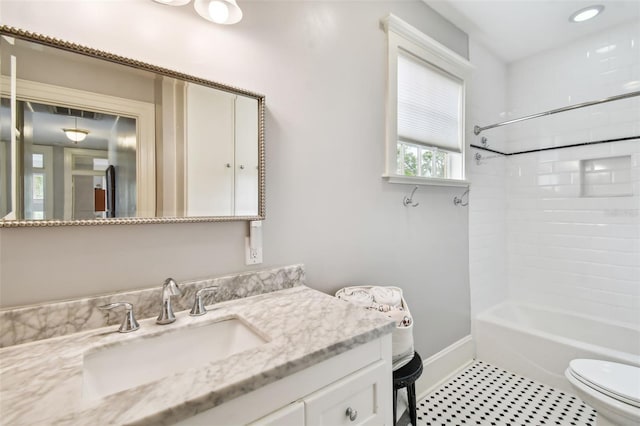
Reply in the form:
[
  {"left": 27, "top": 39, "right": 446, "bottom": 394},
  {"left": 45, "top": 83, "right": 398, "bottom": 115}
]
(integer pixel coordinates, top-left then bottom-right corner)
[
  {"left": 152, "top": 0, "right": 243, "bottom": 25},
  {"left": 194, "top": 0, "right": 242, "bottom": 25},
  {"left": 152, "top": 0, "right": 191, "bottom": 5},
  {"left": 569, "top": 5, "right": 604, "bottom": 23},
  {"left": 62, "top": 117, "right": 89, "bottom": 143},
  {"left": 63, "top": 128, "right": 89, "bottom": 143}
]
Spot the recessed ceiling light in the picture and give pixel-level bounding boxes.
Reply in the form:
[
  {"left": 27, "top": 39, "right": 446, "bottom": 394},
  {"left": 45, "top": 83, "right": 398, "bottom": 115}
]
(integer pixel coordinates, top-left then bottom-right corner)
[{"left": 569, "top": 5, "right": 604, "bottom": 23}]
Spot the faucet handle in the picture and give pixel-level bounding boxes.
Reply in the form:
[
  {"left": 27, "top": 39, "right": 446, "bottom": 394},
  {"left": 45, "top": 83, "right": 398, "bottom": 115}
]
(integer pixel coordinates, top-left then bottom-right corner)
[
  {"left": 190, "top": 285, "right": 220, "bottom": 316},
  {"left": 99, "top": 302, "right": 140, "bottom": 333}
]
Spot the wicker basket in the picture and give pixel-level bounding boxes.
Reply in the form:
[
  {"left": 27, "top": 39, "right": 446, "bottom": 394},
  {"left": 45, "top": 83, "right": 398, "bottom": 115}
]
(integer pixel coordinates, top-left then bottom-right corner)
[{"left": 335, "top": 285, "right": 414, "bottom": 370}]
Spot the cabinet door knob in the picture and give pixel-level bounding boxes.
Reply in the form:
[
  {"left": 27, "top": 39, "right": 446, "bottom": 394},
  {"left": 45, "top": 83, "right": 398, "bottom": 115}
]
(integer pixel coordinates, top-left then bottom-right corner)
[
  {"left": 225, "top": 163, "right": 231, "bottom": 168},
  {"left": 345, "top": 407, "right": 358, "bottom": 421},
  {"left": 239, "top": 164, "right": 245, "bottom": 169}
]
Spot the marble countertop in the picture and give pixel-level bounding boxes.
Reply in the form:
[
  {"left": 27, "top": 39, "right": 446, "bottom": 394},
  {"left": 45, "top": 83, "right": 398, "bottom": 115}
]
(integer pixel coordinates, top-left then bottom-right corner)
[{"left": 0, "top": 285, "right": 395, "bottom": 425}]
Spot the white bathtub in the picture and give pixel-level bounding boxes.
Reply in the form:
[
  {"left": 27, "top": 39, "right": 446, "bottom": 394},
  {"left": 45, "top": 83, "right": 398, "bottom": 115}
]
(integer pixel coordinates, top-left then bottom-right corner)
[{"left": 475, "top": 302, "right": 640, "bottom": 393}]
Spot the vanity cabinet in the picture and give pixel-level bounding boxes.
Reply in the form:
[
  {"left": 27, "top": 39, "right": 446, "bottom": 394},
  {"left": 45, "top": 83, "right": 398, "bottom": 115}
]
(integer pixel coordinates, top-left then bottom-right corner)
[
  {"left": 249, "top": 402, "right": 304, "bottom": 425},
  {"left": 176, "top": 335, "right": 393, "bottom": 426},
  {"left": 304, "top": 360, "right": 387, "bottom": 425}
]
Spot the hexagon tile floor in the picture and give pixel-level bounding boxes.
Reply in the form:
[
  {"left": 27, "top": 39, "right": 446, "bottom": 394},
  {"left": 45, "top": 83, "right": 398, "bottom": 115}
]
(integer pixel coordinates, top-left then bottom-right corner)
[{"left": 413, "top": 360, "right": 597, "bottom": 426}]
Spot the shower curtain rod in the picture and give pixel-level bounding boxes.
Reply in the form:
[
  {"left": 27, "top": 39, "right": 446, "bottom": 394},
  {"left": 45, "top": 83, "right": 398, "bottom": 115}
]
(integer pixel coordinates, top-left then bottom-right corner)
[
  {"left": 473, "top": 91, "right": 640, "bottom": 135},
  {"left": 470, "top": 135, "right": 639, "bottom": 157}
]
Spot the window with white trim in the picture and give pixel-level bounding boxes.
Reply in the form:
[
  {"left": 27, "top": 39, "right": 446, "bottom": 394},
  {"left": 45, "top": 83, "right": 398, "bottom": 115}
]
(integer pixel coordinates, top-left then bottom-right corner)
[{"left": 382, "top": 14, "right": 472, "bottom": 186}]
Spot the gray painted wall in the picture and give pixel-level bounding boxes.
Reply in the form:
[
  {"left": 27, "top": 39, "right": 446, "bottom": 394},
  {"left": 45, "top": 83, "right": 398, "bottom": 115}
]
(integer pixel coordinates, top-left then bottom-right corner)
[{"left": 0, "top": 0, "right": 470, "bottom": 358}]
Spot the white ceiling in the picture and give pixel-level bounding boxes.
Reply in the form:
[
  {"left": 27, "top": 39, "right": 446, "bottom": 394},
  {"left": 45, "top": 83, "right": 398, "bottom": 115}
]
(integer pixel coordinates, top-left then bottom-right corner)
[{"left": 424, "top": 0, "right": 640, "bottom": 63}]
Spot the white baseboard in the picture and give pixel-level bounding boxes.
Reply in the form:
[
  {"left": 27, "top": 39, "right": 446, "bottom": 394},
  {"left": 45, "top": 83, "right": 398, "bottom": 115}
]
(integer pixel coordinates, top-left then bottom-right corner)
[{"left": 415, "top": 335, "right": 474, "bottom": 398}]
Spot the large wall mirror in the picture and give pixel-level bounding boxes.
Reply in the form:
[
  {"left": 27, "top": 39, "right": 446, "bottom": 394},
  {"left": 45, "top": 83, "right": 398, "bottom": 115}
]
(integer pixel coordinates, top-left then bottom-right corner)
[{"left": 0, "top": 26, "right": 265, "bottom": 227}]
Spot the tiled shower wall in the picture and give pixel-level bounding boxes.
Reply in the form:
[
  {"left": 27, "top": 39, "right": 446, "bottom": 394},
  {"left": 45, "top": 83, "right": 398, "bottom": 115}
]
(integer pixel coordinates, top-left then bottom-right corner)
[
  {"left": 467, "top": 39, "right": 509, "bottom": 319},
  {"left": 505, "top": 20, "right": 640, "bottom": 325}
]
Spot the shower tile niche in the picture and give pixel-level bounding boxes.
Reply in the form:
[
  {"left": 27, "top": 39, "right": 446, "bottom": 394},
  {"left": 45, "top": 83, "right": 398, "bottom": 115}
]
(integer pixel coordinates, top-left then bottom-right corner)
[{"left": 581, "top": 155, "right": 633, "bottom": 197}]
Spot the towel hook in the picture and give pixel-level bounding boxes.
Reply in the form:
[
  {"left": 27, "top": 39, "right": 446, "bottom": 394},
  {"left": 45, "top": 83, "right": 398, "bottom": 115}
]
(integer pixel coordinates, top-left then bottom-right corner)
[
  {"left": 453, "top": 189, "right": 469, "bottom": 207},
  {"left": 475, "top": 152, "right": 483, "bottom": 165},
  {"left": 403, "top": 186, "right": 419, "bottom": 207}
]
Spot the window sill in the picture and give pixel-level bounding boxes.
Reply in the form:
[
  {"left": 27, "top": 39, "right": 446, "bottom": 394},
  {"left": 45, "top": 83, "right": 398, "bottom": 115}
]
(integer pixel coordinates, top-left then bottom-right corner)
[{"left": 382, "top": 175, "right": 470, "bottom": 188}]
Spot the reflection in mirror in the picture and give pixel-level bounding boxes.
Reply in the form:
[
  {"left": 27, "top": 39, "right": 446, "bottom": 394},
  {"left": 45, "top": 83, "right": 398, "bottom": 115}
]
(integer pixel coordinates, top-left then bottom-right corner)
[
  {"left": 0, "top": 99, "right": 137, "bottom": 220},
  {"left": 184, "top": 84, "right": 259, "bottom": 217},
  {"left": 0, "top": 27, "right": 264, "bottom": 226},
  {"left": 0, "top": 99, "right": 10, "bottom": 219}
]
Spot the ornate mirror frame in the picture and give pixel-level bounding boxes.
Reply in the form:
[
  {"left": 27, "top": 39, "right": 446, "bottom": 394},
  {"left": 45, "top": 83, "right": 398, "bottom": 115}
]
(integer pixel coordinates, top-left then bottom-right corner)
[{"left": 0, "top": 25, "right": 265, "bottom": 227}]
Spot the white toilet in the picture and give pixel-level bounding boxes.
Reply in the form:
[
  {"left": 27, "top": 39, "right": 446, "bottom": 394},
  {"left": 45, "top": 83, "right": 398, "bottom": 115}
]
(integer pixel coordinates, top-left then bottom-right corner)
[{"left": 565, "top": 359, "right": 640, "bottom": 426}]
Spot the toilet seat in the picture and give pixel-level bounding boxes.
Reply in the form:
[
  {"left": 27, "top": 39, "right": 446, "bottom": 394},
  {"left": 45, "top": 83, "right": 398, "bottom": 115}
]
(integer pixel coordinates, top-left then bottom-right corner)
[{"left": 568, "top": 359, "right": 640, "bottom": 408}]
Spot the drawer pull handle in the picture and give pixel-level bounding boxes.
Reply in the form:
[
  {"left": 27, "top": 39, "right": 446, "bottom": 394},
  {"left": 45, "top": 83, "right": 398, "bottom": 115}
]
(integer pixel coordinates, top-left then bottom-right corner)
[{"left": 345, "top": 407, "right": 358, "bottom": 421}]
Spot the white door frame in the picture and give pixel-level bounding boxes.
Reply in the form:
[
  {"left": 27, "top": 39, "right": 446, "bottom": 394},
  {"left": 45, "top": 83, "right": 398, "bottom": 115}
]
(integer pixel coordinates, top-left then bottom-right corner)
[
  {"left": 63, "top": 147, "right": 108, "bottom": 220},
  {"left": 0, "top": 141, "right": 7, "bottom": 216}
]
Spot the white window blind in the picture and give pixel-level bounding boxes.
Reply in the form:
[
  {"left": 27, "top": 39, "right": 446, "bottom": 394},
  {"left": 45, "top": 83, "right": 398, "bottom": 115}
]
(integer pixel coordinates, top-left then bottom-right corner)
[{"left": 397, "top": 53, "right": 462, "bottom": 153}]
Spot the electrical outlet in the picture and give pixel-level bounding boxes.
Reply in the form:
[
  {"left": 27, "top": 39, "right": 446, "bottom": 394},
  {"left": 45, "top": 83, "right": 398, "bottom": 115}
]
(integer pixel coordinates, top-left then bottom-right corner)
[{"left": 245, "top": 237, "right": 263, "bottom": 265}]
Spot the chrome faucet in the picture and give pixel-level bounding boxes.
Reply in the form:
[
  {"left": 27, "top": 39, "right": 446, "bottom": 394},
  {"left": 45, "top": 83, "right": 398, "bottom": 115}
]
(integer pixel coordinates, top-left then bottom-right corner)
[
  {"left": 99, "top": 302, "right": 140, "bottom": 333},
  {"left": 190, "top": 285, "right": 220, "bottom": 316},
  {"left": 157, "top": 278, "right": 182, "bottom": 324}
]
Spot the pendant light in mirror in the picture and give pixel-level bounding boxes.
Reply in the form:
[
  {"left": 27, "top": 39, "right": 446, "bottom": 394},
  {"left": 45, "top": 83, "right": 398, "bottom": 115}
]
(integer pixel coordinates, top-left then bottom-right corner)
[{"left": 62, "top": 117, "right": 89, "bottom": 143}]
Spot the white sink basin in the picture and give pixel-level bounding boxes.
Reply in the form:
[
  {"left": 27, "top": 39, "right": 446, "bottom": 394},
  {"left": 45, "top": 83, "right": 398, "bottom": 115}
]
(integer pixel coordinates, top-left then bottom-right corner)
[{"left": 82, "top": 316, "right": 267, "bottom": 400}]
